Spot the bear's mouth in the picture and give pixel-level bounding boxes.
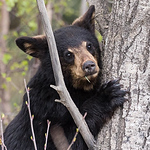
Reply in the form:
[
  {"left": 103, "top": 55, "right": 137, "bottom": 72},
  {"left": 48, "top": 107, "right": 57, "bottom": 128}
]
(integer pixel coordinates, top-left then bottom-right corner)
[
  {"left": 71, "top": 71, "right": 98, "bottom": 91},
  {"left": 84, "top": 71, "right": 98, "bottom": 82},
  {"left": 84, "top": 70, "right": 97, "bottom": 76}
]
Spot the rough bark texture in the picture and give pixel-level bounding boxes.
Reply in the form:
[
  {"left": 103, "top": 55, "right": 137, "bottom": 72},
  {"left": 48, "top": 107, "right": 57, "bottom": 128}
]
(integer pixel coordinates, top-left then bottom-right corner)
[{"left": 87, "top": 0, "right": 150, "bottom": 149}]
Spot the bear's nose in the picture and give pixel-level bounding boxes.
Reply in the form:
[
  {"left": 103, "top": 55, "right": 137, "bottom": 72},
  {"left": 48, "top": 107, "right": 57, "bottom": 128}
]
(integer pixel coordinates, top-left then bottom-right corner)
[{"left": 82, "top": 61, "right": 96, "bottom": 75}]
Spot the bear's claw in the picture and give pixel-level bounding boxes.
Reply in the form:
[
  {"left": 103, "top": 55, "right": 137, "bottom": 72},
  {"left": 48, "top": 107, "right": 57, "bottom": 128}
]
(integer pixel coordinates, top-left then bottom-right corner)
[{"left": 99, "top": 79, "right": 129, "bottom": 107}]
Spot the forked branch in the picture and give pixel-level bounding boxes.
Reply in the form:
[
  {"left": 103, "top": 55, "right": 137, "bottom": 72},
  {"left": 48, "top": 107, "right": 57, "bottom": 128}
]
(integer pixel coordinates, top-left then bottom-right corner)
[{"left": 36, "top": 0, "right": 96, "bottom": 149}]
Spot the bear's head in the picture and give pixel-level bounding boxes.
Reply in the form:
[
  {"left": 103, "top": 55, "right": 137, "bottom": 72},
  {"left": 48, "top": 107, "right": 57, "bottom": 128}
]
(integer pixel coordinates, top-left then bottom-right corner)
[{"left": 16, "top": 5, "right": 101, "bottom": 91}]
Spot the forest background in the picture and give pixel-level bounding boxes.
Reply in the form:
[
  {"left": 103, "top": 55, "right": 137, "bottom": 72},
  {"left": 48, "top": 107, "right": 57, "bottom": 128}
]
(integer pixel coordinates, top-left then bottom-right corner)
[{"left": 0, "top": 0, "right": 96, "bottom": 125}]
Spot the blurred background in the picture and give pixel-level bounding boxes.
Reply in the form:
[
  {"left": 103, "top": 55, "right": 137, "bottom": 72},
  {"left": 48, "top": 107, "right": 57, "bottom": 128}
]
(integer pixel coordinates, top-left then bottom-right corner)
[{"left": 0, "top": 0, "right": 101, "bottom": 125}]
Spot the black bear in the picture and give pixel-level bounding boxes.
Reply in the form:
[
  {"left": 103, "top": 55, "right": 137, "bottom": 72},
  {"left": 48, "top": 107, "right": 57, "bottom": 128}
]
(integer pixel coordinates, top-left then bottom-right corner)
[{"left": 1, "top": 5, "right": 127, "bottom": 150}]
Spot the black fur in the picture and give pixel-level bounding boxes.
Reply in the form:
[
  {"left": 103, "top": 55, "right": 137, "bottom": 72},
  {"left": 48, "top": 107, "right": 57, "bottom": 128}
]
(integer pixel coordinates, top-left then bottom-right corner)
[{"left": 1, "top": 5, "right": 127, "bottom": 150}]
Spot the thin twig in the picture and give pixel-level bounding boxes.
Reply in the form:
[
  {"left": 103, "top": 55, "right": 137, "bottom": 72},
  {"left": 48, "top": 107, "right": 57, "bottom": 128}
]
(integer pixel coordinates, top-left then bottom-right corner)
[
  {"left": 44, "top": 120, "right": 51, "bottom": 150},
  {"left": 67, "top": 112, "right": 87, "bottom": 150},
  {"left": 0, "top": 115, "right": 7, "bottom": 150},
  {"left": 24, "top": 79, "right": 37, "bottom": 150}
]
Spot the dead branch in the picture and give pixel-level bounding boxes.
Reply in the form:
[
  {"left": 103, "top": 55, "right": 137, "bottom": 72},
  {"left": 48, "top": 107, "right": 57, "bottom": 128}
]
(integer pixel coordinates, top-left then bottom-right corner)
[{"left": 36, "top": 0, "right": 96, "bottom": 149}]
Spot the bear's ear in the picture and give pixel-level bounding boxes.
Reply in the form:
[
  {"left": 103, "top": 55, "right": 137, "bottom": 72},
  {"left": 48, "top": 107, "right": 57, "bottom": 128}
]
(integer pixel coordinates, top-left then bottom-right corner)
[
  {"left": 72, "top": 5, "right": 95, "bottom": 33},
  {"left": 16, "top": 35, "right": 48, "bottom": 58}
]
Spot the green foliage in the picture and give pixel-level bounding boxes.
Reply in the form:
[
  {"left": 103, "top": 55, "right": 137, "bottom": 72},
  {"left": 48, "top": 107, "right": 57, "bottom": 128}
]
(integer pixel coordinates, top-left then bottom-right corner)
[
  {"left": 13, "top": 102, "right": 21, "bottom": 112},
  {"left": 6, "top": 77, "right": 12, "bottom": 82},
  {"left": 1, "top": 73, "right": 6, "bottom": 78},
  {"left": 27, "top": 55, "right": 33, "bottom": 61},
  {"left": 1, "top": 73, "right": 11, "bottom": 83},
  {"left": 28, "top": 21, "right": 37, "bottom": 31},
  {"left": 12, "top": 31, "right": 19, "bottom": 37},
  {"left": 62, "top": 0, "right": 81, "bottom": 24},
  {"left": 2, "top": 53, "right": 12, "bottom": 64},
  {"left": 6, "top": 0, "right": 18, "bottom": 11},
  {"left": 16, "top": 0, "right": 37, "bottom": 16},
  {"left": 1, "top": 83, "right": 7, "bottom": 90},
  {"left": 96, "top": 30, "right": 103, "bottom": 42},
  {"left": 51, "top": 0, "right": 81, "bottom": 29},
  {"left": 10, "top": 60, "right": 28, "bottom": 75},
  {"left": 20, "top": 32, "right": 28, "bottom": 36}
]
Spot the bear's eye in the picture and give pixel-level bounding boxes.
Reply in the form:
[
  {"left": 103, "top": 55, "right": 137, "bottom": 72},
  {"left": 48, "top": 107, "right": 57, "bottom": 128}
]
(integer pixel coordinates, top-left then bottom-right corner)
[
  {"left": 86, "top": 42, "right": 95, "bottom": 55},
  {"left": 64, "top": 51, "right": 74, "bottom": 63},
  {"left": 66, "top": 52, "right": 72, "bottom": 57},
  {"left": 87, "top": 43, "right": 92, "bottom": 50},
  {"left": 65, "top": 51, "right": 73, "bottom": 58}
]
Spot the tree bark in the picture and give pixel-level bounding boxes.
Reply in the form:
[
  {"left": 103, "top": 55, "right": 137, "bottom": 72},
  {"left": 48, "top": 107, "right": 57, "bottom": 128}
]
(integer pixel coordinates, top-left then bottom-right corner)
[
  {"left": 0, "top": 0, "right": 11, "bottom": 121},
  {"left": 80, "top": 0, "right": 88, "bottom": 15},
  {"left": 87, "top": 0, "right": 150, "bottom": 149}
]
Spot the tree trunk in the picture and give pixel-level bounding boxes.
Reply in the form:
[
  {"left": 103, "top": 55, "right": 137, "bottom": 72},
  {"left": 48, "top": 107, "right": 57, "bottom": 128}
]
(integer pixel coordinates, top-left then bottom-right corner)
[
  {"left": 87, "top": 0, "right": 150, "bottom": 149},
  {"left": 0, "top": 0, "right": 11, "bottom": 121},
  {"left": 80, "top": 0, "right": 88, "bottom": 15}
]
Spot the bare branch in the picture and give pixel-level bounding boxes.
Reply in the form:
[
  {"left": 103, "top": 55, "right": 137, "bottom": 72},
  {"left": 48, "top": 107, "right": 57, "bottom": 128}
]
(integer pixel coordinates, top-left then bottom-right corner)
[
  {"left": 67, "top": 112, "right": 87, "bottom": 150},
  {"left": 36, "top": 0, "right": 96, "bottom": 149},
  {"left": 0, "top": 115, "right": 7, "bottom": 150},
  {"left": 44, "top": 120, "right": 51, "bottom": 150},
  {"left": 24, "top": 79, "right": 37, "bottom": 150}
]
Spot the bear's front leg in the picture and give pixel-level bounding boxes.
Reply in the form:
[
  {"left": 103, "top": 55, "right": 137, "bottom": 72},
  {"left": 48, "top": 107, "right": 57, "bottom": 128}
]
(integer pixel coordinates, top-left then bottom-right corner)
[{"left": 81, "top": 79, "right": 128, "bottom": 137}]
